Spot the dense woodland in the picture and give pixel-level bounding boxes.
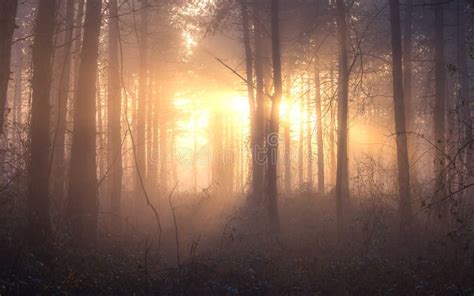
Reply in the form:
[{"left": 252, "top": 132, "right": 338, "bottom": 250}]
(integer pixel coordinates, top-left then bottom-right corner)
[{"left": 0, "top": 0, "right": 473, "bottom": 294}]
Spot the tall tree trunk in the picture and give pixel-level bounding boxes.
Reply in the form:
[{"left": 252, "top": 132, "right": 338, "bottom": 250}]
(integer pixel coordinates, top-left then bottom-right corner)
[
  {"left": 27, "top": 0, "right": 57, "bottom": 245},
  {"left": 284, "top": 74, "right": 292, "bottom": 193},
  {"left": 433, "top": 1, "right": 447, "bottom": 221},
  {"left": 252, "top": 0, "right": 266, "bottom": 202},
  {"left": 266, "top": 0, "right": 282, "bottom": 231},
  {"left": 299, "top": 87, "right": 304, "bottom": 188},
  {"left": 0, "top": 0, "right": 18, "bottom": 134},
  {"left": 329, "top": 66, "right": 336, "bottom": 187},
  {"left": 335, "top": 0, "right": 350, "bottom": 241},
  {"left": 67, "top": 0, "right": 102, "bottom": 246},
  {"left": 107, "top": 0, "right": 122, "bottom": 233},
  {"left": 315, "top": 60, "right": 325, "bottom": 195},
  {"left": 457, "top": 0, "right": 472, "bottom": 201},
  {"left": 72, "top": 0, "right": 85, "bottom": 94},
  {"left": 136, "top": 0, "right": 148, "bottom": 217},
  {"left": 240, "top": 0, "right": 258, "bottom": 196},
  {"left": 306, "top": 80, "right": 313, "bottom": 189},
  {"left": 389, "top": 0, "right": 413, "bottom": 236},
  {"left": 53, "top": 0, "right": 74, "bottom": 205}
]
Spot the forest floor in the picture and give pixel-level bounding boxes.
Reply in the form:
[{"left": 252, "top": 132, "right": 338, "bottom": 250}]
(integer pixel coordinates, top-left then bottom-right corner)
[{"left": 1, "top": 193, "right": 474, "bottom": 295}]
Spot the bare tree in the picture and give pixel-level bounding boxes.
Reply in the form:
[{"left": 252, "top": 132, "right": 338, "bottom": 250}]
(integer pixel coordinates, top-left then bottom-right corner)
[
  {"left": 433, "top": 1, "right": 447, "bottom": 220},
  {"left": 315, "top": 59, "right": 324, "bottom": 195},
  {"left": 266, "top": 0, "right": 282, "bottom": 231},
  {"left": 67, "top": 0, "right": 102, "bottom": 246},
  {"left": 0, "top": 0, "right": 18, "bottom": 134},
  {"left": 52, "top": 0, "right": 75, "bottom": 203},
  {"left": 107, "top": 0, "right": 123, "bottom": 233},
  {"left": 389, "top": 0, "right": 413, "bottom": 236},
  {"left": 27, "top": 0, "right": 57, "bottom": 244},
  {"left": 335, "top": 0, "right": 350, "bottom": 240}
]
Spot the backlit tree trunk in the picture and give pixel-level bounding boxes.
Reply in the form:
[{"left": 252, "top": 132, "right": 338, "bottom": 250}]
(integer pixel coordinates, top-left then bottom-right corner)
[
  {"left": 315, "top": 60, "right": 325, "bottom": 195},
  {"left": 27, "top": 0, "right": 57, "bottom": 245},
  {"left": 433, "top": 1, "right": 447, "bottom": 221},
  {"left": 252, "top": 0, "right": 266, "bottom": 202},
  {"left": 335, "top": 0, "right": 350, "bottom": 240},
  {"left": 67, "top": 0, "right": 102, "bottom": 246},
  {"left": 107, "top": 0, "right": 122, "bottom": 233},
  {"left": 266, "top": 0, "right": 282, "bottom": 231},
  {"left": 0, "top": 0, "right": 18, "bottom": 134},
  {"left": 52, "top": 0, "right": 74, "bottom": 204},
  {"left": 389, "top": 0, "right": 412, "bottom": 236}
]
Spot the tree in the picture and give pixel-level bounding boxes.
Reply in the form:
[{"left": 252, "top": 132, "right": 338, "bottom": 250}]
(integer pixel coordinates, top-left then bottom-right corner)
[
  {"left": 136, "top": 0, "right": 149, "bottom": 217},
  {"left": 107, "top": 0, "right": 123, "bottom": 233},
  {"left": 388, "top": 0, "right": 412, "bottom": 236},
  {"left": 0, "top": 0, "right": 18, "bottom": 134},
  {"left": 252, "top": 0, "right": 266, "bottom": 202},
  {"left": 27, "top": 0, "right": 57, "bottom": 244},
  {"left": 433, "top": 1, "right": 447, "bottom": 220},
  {"left": 335, "top": 0, "right": 350, "bottom": 240},
  {"left": 67, "top": 0, "right": 102, "bottom": 246},
  {"left": 52, "top": 0, "right": 75, "bottom": 203},
  {"left": 315, "top": 58, "right": 324, "bottom": 195},
  {"left": 266, "top": 0, "right": 282, "bottom": 231}
]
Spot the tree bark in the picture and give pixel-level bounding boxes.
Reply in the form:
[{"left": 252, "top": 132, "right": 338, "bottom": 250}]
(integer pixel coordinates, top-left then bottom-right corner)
[
  {"left": 107, "top": 0, "right": 122, "bottom": 234},
  {"left": 0, "top": 0, "right": 18, "bottom": 134},
  {"left": 67, "top": 0, "right": 102, "bottom": 246},
  {"left": 53, "top": 0, "right": 74, "bottom": 204},
  {"left": 252, "top": 0, "right": 266, "bottom": 202},
  {"left": 433, "top": 1, "right": 447, "bottom": 221},
  {"left": 335, "top": 0, "right": 350, "bottom": 241},
  {"left": 284, "top": 74, "right": 292, "bottom": 193},
  {"left": 136, "top": 0, "right": 149, "bottom": 217},
  {"left": 27, "top": 0, "right": 57, "bottom": 245},
  {"left": 389, "top": 0, "right": 413, "bottom": 236},
  {"left": 315, "top": 60, "right": 325, "bottom": 195},
  {"left": 306, "top": 80, "right": 313, "bottom": 189},
  {"left": 266, "top": 0, "right": 282, "bottom": 231}
]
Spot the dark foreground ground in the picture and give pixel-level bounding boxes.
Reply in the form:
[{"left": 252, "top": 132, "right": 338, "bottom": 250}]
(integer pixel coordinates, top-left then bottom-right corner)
[{"left": 1, "top": 194, "right": 474, "bottom": 295}]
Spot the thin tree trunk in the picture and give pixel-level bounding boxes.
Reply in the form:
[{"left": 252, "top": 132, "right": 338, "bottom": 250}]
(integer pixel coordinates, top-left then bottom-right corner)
[
  {"left": 284, "top": 74, "right": 291, "bottom": 193},
  {"left": 0, "top": 0, "right": 18, "bottom": 134},
  {"left": 335, "top": 0, "right": 350, "bottom": 241},
  {"left": 389, "top": 0, "right": 413, "bottom": 236},
  {"left": 136, "top": 0, "right": 148, "bottom": 216},
  {"left": 329, "top": 66, "right": 336, "bottom": 187},
  {"left": 433, "top": 1, "right": 447, "bottom": 221},
  {"left": 306, "top": 80, "right": 313, "bottom": 189},
  {"left": 267, "top": 0, "right": 282, "bottom": 231},
  {"left": 252, "top": 0, "right": 265, "bottom": 202},
  {"left": 27, "top": 0, "right": 57, "bottom": 245},
  {"left": 53, "top": 0, "right": 74, "bottom": 204},
  {"left": 67, "top": 0, "right": 102, "bottom": 246},
  {"left": 315, "top": 60, "right": 325, "bottom": 195},
  {"left": 107, "top": 0, "right": 122, "bottom": 234},
  {"left": 299, "top": 87, "right": 304, "bottom": 188}
]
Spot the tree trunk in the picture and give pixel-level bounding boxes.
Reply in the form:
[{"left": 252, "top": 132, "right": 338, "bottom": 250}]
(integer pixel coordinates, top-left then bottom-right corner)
[
  {"left": 53, "top": 0, "right": 74, "bottom": 205},
  {"left": 299, "top": 86, "right": 304, "bottom": 188},
  {"left": 67, "top": 0, "right": 102, "bottom": 246},
  {"left": 27, "top": 0, "right": 57, "bottom": 245},
  {"left": 335, "top": 0, "right": 350, "bottom": 241},
  {"left": 266, "top": 0, "right": 282, "bottom": 232},
  {"left": 315, "top": 60, "right": 325, "bottom": 195},
  {"left": 107, "top": 0, "right": 122, "bottom": 233},
  {"left": 433, "top": 1, "right": 447, "bottom": 221},
  {"left": 389, "top": 0, "right": 413, "bottom": 236},
  {"left": 136, "top": 0, "right": 149, "bottom": 217},
  {"left": 0, "top": 0, "right": 18, "bottom": 134},
  {"left": 252, "top": 0, "right": 265, "bottom": 202},
  {"left": 306, "top": 80, "right": 313, "bottom": 189},
  {"left": 284, "top": 74, "right": 291, "bottom": 193}
]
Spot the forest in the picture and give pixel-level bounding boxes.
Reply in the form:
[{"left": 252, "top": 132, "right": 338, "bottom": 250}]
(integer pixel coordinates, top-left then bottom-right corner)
[{"left": 0, "top": 0, "right": 473, "bottom": 294}]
